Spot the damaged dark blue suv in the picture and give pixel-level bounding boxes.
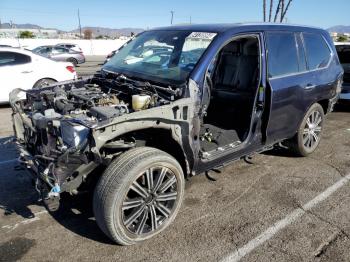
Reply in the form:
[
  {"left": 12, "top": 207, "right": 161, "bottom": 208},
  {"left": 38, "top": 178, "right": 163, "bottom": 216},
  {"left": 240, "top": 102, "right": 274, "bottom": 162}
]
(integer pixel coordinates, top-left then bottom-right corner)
[{"left": 11, "top": 23, "right": 343, "bottom": 245}]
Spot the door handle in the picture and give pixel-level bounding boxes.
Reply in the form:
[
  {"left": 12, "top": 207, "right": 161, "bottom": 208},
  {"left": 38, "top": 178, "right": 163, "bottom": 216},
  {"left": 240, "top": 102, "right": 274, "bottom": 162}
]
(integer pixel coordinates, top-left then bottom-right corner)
[
  {"left": 21, "top": 70, "right": 33, "bottom": 74},
  {"left": 304, "top": 84, "right": 316, "bottom": 90}
]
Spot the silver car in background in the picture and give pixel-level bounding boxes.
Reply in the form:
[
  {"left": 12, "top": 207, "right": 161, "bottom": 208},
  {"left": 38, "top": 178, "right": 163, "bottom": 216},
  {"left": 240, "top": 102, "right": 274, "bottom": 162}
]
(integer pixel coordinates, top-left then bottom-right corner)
[
  {"left": 32, "top": 45, "right": 85, "bottom": 66},
  {"left": 55, "top": 43, "right": 82, "bottom": 53}
]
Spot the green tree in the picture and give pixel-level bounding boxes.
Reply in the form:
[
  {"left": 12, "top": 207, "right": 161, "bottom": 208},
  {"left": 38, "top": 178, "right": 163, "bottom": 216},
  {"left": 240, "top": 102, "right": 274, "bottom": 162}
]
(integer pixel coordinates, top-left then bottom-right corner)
[
  {"left": 337, "top": 35, "right": 348, "bottom": 42},
  {"left": 18, "top": 30, "right": 35, "bottom": 38}
]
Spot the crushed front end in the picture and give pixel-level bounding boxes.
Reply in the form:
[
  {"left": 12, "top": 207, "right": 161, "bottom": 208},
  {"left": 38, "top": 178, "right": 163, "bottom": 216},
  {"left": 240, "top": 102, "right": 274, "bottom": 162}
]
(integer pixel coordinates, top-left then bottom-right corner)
[{"left": 10, "top": 75, "right": 176, "bottom": 211}]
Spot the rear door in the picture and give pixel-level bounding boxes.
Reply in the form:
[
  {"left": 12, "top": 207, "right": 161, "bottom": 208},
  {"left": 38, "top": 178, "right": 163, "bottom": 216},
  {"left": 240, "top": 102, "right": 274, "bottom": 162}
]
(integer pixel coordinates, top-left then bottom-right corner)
[
  {"left": 301, "top": 33, "right": 335, "bottom": 102},
  {"left": 51, "top": 47, "right": 69, "bottom": 61},
  {"left": 264, "top": 31, "right": 311, "bottom": 143}
]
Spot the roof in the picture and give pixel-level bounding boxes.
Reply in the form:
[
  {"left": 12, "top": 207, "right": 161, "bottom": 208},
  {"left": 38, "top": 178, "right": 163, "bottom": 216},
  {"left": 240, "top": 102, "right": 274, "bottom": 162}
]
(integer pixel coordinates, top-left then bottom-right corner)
[
  {"left": 0, "top": 47, "right": 31, "bottom": 54},
  {"left": 151, "top": 23, "right": 324, "bottom": 33}
]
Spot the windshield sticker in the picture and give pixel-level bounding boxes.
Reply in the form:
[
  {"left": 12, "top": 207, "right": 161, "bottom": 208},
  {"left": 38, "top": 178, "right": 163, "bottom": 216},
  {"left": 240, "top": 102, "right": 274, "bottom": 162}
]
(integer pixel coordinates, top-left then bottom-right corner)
[{"left": 188, "top": 32, "right": 217, "bottom": 40}]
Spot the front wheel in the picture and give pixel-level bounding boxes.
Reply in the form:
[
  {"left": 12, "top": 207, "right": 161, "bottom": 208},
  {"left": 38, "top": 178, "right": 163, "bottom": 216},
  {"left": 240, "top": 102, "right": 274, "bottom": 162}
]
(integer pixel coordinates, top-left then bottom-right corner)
[
  {"left": 93, "top": 147, "right": 185, "bottom": 245},
  {"left": 289, "top": 103, "right": 324, "bottom": 156}
]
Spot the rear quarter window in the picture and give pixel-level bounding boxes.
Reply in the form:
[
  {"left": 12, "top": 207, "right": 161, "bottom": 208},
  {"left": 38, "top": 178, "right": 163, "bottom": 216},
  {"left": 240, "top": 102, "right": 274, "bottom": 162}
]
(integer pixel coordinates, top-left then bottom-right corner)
[
  {"left": 266, "top": 32, "right": 299, "bottom": 78},
  {"left": 0, "top": 51, "right": 31, "bottom": 66},
  {"left": 303, "top": 33, "right": 331, "bottom": 70}
]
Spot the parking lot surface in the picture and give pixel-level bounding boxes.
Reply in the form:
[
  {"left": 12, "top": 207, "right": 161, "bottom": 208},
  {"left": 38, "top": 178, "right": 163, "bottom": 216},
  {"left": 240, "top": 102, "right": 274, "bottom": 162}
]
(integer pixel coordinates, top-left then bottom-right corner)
[
  {"left": 75, "top": 55, "right": 105, "bottom": 76},
  {"left": 0, "top": 59, "right": 349, "bottom": 261}
]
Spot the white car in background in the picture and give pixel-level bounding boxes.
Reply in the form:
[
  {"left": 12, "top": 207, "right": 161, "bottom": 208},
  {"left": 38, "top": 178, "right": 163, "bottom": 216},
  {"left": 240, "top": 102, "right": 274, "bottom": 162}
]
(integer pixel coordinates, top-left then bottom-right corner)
[{"left": 0, "top": 47, "right": 77, "bottom": 103}]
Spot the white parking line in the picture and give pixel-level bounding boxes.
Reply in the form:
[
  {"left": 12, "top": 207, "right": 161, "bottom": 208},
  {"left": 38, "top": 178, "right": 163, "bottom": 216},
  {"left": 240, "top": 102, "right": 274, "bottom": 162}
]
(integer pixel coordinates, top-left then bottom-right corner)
[
  {"left": 220, "top": 173, "right": 350, "bottom": 262},
  {"left": 1, "top": 210, "right": 48, "bottom": 233},
  {"left": 0, "top": 159, "right": 17, "bottom": 165}
]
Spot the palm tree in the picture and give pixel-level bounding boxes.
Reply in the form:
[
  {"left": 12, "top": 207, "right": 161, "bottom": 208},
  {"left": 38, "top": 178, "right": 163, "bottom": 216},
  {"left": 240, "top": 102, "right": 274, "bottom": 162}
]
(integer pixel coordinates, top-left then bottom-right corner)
[
  {"left": 268, "top": 0, "right": 274, "bottom": 22},
  {"left": 280, "top": 0, "right": 293, "bottom": 22}
]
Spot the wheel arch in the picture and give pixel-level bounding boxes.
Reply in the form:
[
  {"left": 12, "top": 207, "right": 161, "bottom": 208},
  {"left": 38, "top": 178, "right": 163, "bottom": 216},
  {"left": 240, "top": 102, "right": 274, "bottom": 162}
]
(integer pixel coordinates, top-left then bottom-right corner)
[
  {"left": 101, "top": 127, "right": 191, "bottom": 177},
  {"left": 317, "top": 99, "right": 330, "bottom": 115},
  {"left": 32, "top": 78, "right": 57, "bottom": 88}
]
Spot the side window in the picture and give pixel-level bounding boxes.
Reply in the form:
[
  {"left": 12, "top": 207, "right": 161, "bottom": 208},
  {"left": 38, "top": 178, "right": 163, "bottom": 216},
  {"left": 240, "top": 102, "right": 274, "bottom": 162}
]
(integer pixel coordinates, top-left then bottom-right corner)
[
  {"left": 303, "top": 33, "right": 331, "bottom": 70},
  {"left": 266, "top": 32, "right": 299, "bottom": 78},
  {"left": 0, "top": 52, "right": 31, "bottom": 66},
  {"left": 296, "top": 33, "right": 307, "bottom": 72},
  {"left": 0, "top": 52, "right": 16, "bottom": 66},
  {"left": 53, "top": 47, "right": 67, "bottom": 54}
]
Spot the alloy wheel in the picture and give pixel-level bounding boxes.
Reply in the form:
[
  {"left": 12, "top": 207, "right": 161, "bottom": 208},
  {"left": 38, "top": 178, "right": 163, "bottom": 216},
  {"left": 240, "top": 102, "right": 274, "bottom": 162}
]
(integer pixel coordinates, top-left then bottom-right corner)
[
  {"left": 121, "top": 166, "right": 178, "bottom": 236},
  {"left": 302, "top": 110, "right": 322, "bottom": 150}
]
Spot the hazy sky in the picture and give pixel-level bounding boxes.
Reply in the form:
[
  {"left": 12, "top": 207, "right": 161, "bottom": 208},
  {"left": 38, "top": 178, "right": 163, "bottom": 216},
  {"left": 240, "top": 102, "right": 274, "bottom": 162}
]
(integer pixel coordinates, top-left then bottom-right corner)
[{"left": 0, "top": 0, "right": 349, "bottom": 30}]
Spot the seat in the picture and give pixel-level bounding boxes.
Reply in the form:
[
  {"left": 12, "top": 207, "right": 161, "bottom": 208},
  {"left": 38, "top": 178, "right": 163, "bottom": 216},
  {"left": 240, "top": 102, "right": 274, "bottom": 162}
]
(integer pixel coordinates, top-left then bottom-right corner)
[
  {"left": 214, "top": 42, "right": 241, "bottom": 90},
  {"left": 205, "top": 38, "right": 260, "bottom": 138},
  {"left": 233, "top": 40, "right": 259, "bottom": 94}
]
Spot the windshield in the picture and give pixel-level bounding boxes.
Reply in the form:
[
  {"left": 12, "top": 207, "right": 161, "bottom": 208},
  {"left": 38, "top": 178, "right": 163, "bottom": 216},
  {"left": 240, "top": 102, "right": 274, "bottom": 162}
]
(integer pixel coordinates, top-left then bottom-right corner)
[{"left": 103, "top": 30, "right": 216, "bottom": 85}]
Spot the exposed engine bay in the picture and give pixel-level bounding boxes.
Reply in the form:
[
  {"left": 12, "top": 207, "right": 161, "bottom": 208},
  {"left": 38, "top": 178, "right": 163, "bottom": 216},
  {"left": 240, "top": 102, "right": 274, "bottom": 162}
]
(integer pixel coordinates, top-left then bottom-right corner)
[{"left": 10, "top": 74, "right": 182, "bottom": 209}]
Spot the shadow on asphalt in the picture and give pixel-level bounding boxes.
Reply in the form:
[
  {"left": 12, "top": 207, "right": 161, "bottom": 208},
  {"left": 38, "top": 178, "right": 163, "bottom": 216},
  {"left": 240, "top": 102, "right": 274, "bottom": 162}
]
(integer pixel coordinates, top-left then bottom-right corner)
[
  {"left": 50, "top": 193, "right": 115, "bottom": 245},
  {"left": 0, "top": 137, "right": 40, "bottom": 219},
  {"left": 334, "top": 103, "right": 350, "bottom": 112},
  {"left": 263, "top": 147, "right": 299, "bottom": 158},
  {"left": 0, "top": 137, "right": 113, "bottom": 244}
]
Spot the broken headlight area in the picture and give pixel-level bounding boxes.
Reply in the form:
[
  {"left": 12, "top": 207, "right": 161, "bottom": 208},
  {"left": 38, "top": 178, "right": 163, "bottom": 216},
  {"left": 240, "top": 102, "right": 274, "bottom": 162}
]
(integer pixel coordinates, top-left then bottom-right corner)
[{"left": 16, "top": 109, "right": 94, "bottom": 210}]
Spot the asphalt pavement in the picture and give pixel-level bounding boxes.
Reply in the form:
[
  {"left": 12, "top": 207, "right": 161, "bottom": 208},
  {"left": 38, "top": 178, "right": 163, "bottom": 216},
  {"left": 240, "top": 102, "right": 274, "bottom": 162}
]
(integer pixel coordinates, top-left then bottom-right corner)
[
  {"left": 0, "top": 58, "right": 349, "bottom": 261},
  {"left": 75, "top": 55, "right": 105, "bottom": 77}
]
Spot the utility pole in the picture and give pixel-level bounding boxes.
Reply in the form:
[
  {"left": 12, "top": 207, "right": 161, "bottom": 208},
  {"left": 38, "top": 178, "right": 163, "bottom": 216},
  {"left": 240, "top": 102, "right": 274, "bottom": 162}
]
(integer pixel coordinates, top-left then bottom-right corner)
[
  {"left": 170, "top": 11, "right": 174, "bottom": 25},
  {"left": 190, "top": 16, "right": 192, "bottom": 24},
  {"left": 78, "top": 9, "right": 82, "bottom": 38},
  {"left": 263, "top": 0, "right": 266, "bottom": 22}
]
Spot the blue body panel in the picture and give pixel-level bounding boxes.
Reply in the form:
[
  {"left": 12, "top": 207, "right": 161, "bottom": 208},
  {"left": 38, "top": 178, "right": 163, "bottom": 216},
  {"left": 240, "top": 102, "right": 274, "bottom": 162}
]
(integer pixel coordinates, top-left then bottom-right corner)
[{"left": 154, "top": 23, "right": 343, "bottom": 173}]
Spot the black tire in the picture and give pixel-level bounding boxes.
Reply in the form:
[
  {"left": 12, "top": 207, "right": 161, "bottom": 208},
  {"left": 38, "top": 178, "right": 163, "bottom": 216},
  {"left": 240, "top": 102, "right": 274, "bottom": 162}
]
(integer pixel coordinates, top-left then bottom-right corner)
[
  {"left": 289, "top": 103, "right": 324, "bottom": 156},
  {"left": 33, "top": 78, "right": 57, "bottom": 89},
  {"left": 93, "top": 147, "right": 185, "bottom": 245},
  {"left": 67, "top": 58, "right": 78, "bottom": 66}
]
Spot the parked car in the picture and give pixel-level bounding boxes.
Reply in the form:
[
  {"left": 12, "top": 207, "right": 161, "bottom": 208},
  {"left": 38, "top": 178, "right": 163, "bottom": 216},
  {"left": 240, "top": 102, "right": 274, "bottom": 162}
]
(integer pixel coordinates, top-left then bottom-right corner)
[
  {"left": 10, "top": 23, "right": 342, "bottom": 245},
  {"left": 104, "top": 45, "right": 174, "bottom": 64},
  {"left": 0, "top": 47, "right": 76, "bottom": 103},
  {"left": 55, "top": 43, "right": 82, "bottom": 53},
  {"left": 335, "top": 43, "right": 350, "bottom": 102},
  {"left": 32, "top": 45, "right": 85, "bottom": 66}
]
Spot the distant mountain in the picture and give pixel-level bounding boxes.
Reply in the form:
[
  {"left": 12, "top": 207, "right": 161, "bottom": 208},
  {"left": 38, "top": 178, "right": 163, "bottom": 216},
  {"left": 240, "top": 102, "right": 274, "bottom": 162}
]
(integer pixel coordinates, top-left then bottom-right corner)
[
  {"left": 327, "top": 25, "right": 350, "bottom": 33},
  {"left": 0, "top": 23, "right": 144, "bottom": 36},
  {"left": 0, "top": 23, "right": 44, "bottom": 29},
  {"left": 70, "top": 26, "right": 144, "bottom": 37}
]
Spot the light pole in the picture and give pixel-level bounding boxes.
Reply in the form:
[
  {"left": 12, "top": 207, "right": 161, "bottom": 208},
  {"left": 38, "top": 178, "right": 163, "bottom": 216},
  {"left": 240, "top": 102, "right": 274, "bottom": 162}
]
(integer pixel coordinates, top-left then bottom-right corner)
[{"left": 78, "top": 9, "right": 82, "bottom": 38}]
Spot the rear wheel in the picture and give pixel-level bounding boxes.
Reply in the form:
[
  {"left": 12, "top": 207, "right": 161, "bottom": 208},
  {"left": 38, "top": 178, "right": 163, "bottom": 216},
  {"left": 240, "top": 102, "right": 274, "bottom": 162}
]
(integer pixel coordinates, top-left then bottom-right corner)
[
  {"left": 67, "top": 57, "right": 78, "bottom": 66},
  {"left": 93, "top": 147, "right": 185, "bottom": 245},
  {"left": 289, "top": 103, "right": 324, "bottom": 156},
  {"left": 33, "top": 78, "right": 56, "bottom": 89}
]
